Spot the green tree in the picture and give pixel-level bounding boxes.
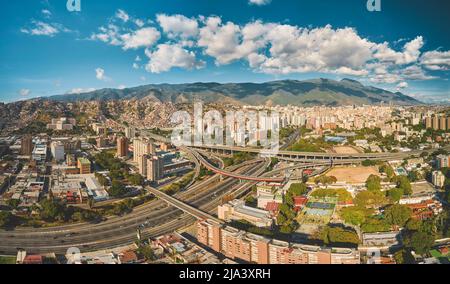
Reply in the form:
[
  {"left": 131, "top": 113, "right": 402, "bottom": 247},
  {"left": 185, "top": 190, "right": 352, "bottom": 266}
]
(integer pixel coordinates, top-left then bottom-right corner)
[
  {"left": 289, "top": 183, "right": 307, "bottom": 196},
  {"left": 127, "top": 174, "right": 144, "bottom": 186},
  {"left": 384, "top": 204, "right": 412, "bottom": 227},
  {"left": 394, "top": 176, "right": 413, "bottom": 196},
  {"left": 405, "top": 218, "right": 422, "bottom": 231},
  {"left": 40, "top": 199, "right": 66, "bottom": 222},
  {"left": 362, "top": 159, "right": 377, "bottom": 167},
  {"left": 380, "top": 164, "right": 395, "bottom": 179},
  {"left": 404, "top": 231, "right": 434, "bottom": 255},
  {"left": 361, "top": 217, "right": 391, "bottom": 233},
  {"left": 366, "top": 175, "right": 382, "bottom": 193},
  {"left": 393, "top": 249, "right": 415, "bottom": 264},
  {"left": 407, "top": 171, "right": 420, "bottom": 182},
  {"left": 109, "top": 180, "right": 127, "bottom": 198},
  {"left": 321, "top": 226, "right": 360, "bottom": 246},
  {"left": 340, "top": 206, "right": 372, "bottom": 226},
  {"left": 388, "top": 188, "right": 404, "bottom": 203},
  {"left": 0, "top": 211, "right": 13, "bottom": 228},
  {"left": 354, "top": 190, "right": 386, "bottom": 208},
  {"left": 6, "top": 199, "right": 20, "bottom": 209},
  {"left": 138, "top": 245, "right": 155, "bottom": 261}
]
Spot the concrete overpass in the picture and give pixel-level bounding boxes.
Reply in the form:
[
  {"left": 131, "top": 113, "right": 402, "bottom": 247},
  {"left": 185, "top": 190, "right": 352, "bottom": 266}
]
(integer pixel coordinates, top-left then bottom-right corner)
[
  {"left": 189, "top": 144, "right": 438, "bottom": 162},
  {"left": 190, "top": 149, "right": 285, "bottom": 183},
  {"left": 146, "top": 187, "right": 222, "bottom": 223}
]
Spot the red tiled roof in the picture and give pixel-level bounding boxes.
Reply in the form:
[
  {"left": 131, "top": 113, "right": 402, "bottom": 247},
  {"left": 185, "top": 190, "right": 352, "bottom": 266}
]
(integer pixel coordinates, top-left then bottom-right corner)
[
  {"left": 294, "top": 196, "right": 308, "bottom": 207},
  {"left": 23, "top": 255, "right": 43, "bottom": 264},
  {"left": 265, "top": 202, "right": 280, "bottom": 212},
  {"left": 119, "top": 251, "right": 139, "bottom": 263}
]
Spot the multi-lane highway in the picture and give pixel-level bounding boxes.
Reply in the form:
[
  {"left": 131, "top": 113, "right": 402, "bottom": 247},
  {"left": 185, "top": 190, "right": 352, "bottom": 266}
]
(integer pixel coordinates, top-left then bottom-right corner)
[
  {"left": 190, "top": 144, "right": 450, "bottom": 162},
  {"left": 0, "top": 159, "right": 266, "bottom": 255}
]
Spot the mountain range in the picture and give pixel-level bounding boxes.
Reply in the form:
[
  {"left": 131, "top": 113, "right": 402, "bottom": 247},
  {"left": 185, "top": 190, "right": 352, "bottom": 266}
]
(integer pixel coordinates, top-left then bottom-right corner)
[{"left": 46, "top": 78, "right": 421, "bottom": 106}]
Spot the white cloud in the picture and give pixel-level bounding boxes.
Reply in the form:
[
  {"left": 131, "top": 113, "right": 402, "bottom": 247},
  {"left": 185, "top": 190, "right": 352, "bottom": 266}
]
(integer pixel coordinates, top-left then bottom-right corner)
[
  {"left": 133, "top": 63, "right": 140, "bottom": 69},
  {"left": 90, "top": 24, "right": 123, "bottom": 46},
  {"left": 21, "top": 20, "right": 68, "bottom": 37},
  {"left": 121, "top": 27, "right": 160, "bottom": 50},
  {"left": 249, "top": 0, "right": 272, "bottom": 6},
  {"left": 145, "top": 44, "right": 205, "bottom": 73},
  {"left": 95, "top": 68, "right": 110, "bottom": 81},
  {"left": 19, "top": 89, "right": 31, "bottom": 96},
  {"left": 374, "top": 36, "right": 424, "bottom": 65},
  {"left": 42, "top": 9, "right": 52, "bottom": 18},
  {"left": 116, "top": 9, "right": 130, "bottom": 22},
  {"left": 157, "top": 14, "right": 199, "bottom": 39},
  {"left": 117, "top": 85, "right": 126, "bottom": 90},
  {"left": 198, "top": 17, "right": 256, "bottom": 65},
  {"left": 67, "top": 88, "right": 96, "bottom": 94},
  {"left": 88, "top": 12, "right": 449, "bottom": 86},
  {"left": 396, "top": 82, "right": 408, "bottom": 89},
  {"left": 135, "top": 19, "right": 145, "bottom": 27},
  {"left": 420, "top": 50, "right": 450, "bottom": 70},
  {"left": 400, "top": 65, "right": 436, "bottom": 80}
]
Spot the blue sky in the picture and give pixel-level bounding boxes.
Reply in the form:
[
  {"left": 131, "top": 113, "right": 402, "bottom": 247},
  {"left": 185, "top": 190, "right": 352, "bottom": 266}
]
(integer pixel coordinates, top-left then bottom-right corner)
[{"left": 0, "top": 0, "right": 449, "bottom": 103}]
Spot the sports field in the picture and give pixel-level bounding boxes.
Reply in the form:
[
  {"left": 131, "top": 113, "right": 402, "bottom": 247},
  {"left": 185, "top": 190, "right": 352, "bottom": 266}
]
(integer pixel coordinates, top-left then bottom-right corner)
[
  {"left": 330, "top": 146, "right": 362, "bottom": 154},
  {"left": 326, "top": 166, "right": 380, "bottom": 184}
]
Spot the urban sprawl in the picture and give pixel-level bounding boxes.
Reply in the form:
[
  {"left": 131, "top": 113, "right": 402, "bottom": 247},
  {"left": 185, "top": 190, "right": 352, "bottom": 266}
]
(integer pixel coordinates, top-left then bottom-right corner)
[{"left": 0, "top": 105, "right": 449, "bottom": 265}]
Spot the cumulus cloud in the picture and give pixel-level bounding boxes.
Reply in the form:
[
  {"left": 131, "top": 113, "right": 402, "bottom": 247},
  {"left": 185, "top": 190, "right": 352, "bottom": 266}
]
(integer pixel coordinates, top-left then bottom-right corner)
[
  {"left": 41, "top": 9, "right": 52, "bottom": 18},
  {"left": 396, "top": 82, "right": 408, "bottom": 89},
  {"left": 67, "top": 88, "right": 96, "bottom": 94},
  {"left": 420, "top": 50, "right": 450, "bottom": 70},
  {"left": 116, "top": 9, "right": 130, "bottom": 22},
  {"left": 121, "top": 27, "right": 160, "bottom": 50},
  {"left": 157, "top": 14, "right": 199, "bottom": 39},
  {"left": 89, "top": 12, "right": 449, "bottom": 86},
  {"left": 95, "top": 68, "right": 110, "bottom": 81},
  {"left": 374, "top": 37, "right": 424, "bottom": 65},
  {"left": 135, "top": 19, "right": 145, "bottom": 28},
  {"left": 145, "top": 44, "right": 205, "bottom": 73},
  {"left": 400, "top": 65, "right": 436, "bottom": 80},
  {"left": 91, "top": 25, "right": 160, "bottom": 50},
  {"left": 21, "top": 20, "right": 70, "bottom": 37},
  {"left": 19, "top": 89, "right": 31, "bottom": 96},
  {"left": 198, "top": 17, "right": 259, "bottom": 65},
  {"left": 249, "top": 0, "right": 272, "bottom": 6}
]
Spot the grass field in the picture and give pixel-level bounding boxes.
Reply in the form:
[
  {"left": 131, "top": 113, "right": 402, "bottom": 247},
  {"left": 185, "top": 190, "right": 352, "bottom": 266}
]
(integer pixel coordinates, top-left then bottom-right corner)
[
  {"left": 326, "top": 166, "right": 380, "bottom": 184},
  {"left": 430, "top": 250, "right": 450, "bottom": 264},
  {"left": 0, "top": 256, "right": 16, "bottom": 264}
]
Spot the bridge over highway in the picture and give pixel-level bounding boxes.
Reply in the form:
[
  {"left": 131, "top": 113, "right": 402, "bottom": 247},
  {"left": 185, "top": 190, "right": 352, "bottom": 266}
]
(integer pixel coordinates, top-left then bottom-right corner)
[
  {"left": 190, "top": 144, "right": 410, "bottom": 161},
  {"left": 190, "top": 148, "right": 286, "bottom": 183},
  {"left": 146, "top": 187, "right": 222, "bottom": 223}
]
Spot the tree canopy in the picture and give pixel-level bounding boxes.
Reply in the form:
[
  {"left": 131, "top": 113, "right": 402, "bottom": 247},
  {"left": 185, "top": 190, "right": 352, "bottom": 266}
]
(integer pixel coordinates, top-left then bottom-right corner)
[{"left": 384, "top": 204, "right": 412, "bottom": 227}]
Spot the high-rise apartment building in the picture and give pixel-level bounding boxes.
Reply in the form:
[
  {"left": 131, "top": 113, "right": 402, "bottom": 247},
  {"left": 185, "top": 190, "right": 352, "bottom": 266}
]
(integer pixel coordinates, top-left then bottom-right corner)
[
  {"left": 21, "top": 134, "right": 33, "bottom": 155},
  {"left": 146, "top": 155, "right": 164, "bottom": 181},
  {"left": 125, "top": 127, "right": 136, "bottom": 139},
  {"left": 432, "top": 171, "right": 445, "bottom": 188},
  {"left": 133, "top": 138, "right": 155, "bottom": 163},
  {"left": 50, "top": 141, "right": 65, "bottom": 162},
  {"left": 77, "top": 158, "right": 92, "bottom": 174},
  {"left": 116, "top": 136, "right": 129, "bottom": 158}
]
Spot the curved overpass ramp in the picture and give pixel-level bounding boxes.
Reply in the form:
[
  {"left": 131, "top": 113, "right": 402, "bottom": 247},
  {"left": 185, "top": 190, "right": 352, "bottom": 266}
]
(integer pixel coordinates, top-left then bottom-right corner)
[{"left": 189, "top": 149, "right": 285, "bottom": 183}]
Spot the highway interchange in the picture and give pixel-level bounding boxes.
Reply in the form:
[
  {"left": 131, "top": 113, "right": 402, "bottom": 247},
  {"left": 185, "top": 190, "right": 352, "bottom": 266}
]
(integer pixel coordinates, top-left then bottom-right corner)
[{"left": 1, "top": 126, "right": 448, "bottom": 256}]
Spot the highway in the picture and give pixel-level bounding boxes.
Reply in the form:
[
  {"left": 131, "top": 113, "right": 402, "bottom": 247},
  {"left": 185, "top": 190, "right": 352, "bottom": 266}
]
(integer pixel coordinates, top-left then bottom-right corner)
[
  {"left": 190, "top": 144, "right": 450, "bottom": 162},
  {"left": 190, "top": 148, "right": 285, "bottom": 183},
  {"left": 0, "top": 159, "right": 266, "bottom": 255}
]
